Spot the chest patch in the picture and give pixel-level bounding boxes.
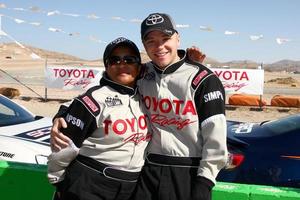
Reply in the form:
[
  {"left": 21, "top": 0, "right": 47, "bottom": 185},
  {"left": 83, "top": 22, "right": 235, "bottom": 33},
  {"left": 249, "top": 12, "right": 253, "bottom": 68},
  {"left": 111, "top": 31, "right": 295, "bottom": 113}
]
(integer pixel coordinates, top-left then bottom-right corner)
[
  {"left": 192, "top": 70, "right": 208, "bottom": 88},
  {"left": 82, "top": 96, "right": 99, "bottom": 112},
  {"left": 105, "top": 95, "right": 123, "bottom": 107}
]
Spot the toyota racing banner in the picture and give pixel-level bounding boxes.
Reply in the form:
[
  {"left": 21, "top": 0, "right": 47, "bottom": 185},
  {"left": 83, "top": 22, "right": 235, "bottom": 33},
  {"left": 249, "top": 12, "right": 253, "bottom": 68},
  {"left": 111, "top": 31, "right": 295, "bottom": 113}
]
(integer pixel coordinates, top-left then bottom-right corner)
[
  {"left": 45, "top": 66, "right": 104, "bottom": 90},
  {"left": 212, "top": 68, "right": 264, "bottom": 95},
  {"left": 45, "top": 66, "right": 264, "bottom": 95}
]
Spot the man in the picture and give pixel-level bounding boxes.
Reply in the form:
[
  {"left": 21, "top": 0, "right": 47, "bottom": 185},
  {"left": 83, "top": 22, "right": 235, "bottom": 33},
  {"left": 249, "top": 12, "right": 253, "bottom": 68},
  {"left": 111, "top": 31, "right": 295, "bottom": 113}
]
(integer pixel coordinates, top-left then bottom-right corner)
[
  {"left": 132, "top": 13, "right": 227, "bottom": 200},
  {"left": 50, "top": 13, "right": 225, "bottom": 200}
]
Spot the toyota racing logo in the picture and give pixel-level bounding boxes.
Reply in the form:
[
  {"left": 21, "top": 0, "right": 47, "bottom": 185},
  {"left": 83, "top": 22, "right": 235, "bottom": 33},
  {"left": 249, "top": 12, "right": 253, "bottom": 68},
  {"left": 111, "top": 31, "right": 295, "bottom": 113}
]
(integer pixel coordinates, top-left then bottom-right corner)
[{"left": 146, "top": 14, "right": 164, "bottom": 26}]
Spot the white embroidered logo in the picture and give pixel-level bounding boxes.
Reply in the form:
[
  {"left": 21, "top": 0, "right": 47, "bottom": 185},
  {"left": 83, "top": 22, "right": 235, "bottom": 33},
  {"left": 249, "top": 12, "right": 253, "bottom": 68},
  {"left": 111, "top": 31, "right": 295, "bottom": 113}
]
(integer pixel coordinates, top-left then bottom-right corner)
[{"left": 146, "top": 14, "right": 164, "bottom": 26}]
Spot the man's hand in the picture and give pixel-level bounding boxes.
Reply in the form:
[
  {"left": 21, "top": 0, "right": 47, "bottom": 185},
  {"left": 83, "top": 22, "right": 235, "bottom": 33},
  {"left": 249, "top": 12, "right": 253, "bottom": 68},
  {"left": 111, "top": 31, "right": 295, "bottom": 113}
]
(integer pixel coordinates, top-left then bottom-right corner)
[
  {"left": 50, "top": 117, "right": 71, "bottom": 151},
  {"left": 187, "top": 46, "right": 206, "bottom": 64}
]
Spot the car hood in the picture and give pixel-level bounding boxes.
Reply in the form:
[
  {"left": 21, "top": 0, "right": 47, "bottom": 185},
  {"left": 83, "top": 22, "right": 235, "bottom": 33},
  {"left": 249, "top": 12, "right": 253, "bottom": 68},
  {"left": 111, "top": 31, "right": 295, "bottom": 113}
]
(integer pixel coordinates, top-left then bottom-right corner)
[{"left": 0, "top": 117, "right": 52, "bottom": 165}]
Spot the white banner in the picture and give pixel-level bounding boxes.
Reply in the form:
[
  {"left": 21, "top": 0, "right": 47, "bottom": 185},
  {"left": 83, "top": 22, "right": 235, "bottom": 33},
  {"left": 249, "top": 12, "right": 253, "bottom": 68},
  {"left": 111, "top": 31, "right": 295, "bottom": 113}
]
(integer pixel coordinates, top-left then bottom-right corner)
[
  {"left": 45, "top": 66, "right": 264, "bottom": 95},
  {"left": 45, "top": 66, "right": 104, "bottom": 90},
  {"left": 212, "top": 68, "right": 264, "bottom": 95}
]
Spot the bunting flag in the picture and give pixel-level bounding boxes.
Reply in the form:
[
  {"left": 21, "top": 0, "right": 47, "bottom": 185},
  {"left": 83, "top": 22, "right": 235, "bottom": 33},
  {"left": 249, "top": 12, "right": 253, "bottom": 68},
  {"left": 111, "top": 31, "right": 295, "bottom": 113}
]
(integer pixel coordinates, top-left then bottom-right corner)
[
  {"left": 29, "top": 22, "right": 41, "bottom": 26},
  {"left": 224, "top": 30, "right": 239, "bottom": 35},
  {"left": 0, "top": 30, "right": 7, "bottom": 36},
  {"left": 62, "top": 13, "right": 80, "bottom": 17},
  {"left": 0, "top": 2, "right": 298, "bottom": 47},
  {"left": 0, "top": 15, "right": 41, "bottom": 59},
  {"left": 30, "top": 52, "right": 42, "bottom": 59},
  {"left": 87, "top": 14, "right": 100, "bottom": 19},
  {"left": 199, "top": 26, "right": 213, "bottom": 32},
  {"left": 48, "top": 27, "right": 63, "bottom": 33},
  {"left": 47, "top": 10, "right": 60, "bottom": 16},
  {"left": 111, "top": 16, "right": 125, "bottom": 21},
  {"left": 276, "top": 38, "right": 291, "bottom": 45},
  {"left": 176, "top": 24, "right": 190, "bottom": 28},
  {"left": 250, "top": 35, "right": 263, "bottom": 41},
  {"left": 14, "top": 18, "right": 25, "bottom": 24}
]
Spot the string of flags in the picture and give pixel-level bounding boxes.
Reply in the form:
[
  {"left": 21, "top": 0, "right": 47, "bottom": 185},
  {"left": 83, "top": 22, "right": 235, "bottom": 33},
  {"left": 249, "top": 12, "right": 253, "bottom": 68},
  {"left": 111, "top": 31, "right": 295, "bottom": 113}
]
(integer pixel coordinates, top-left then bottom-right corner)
[
  {"left": 0, "top": 3, "right": 297, "bottom": 47},
  {"left": 0, "top": 15, "right": 41, "bottom": 59}
]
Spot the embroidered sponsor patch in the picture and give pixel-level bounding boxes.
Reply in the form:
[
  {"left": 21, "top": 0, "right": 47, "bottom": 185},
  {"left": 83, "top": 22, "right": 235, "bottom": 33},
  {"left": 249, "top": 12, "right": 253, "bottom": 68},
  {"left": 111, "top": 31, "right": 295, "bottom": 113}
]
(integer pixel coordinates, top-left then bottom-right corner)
[
  {"left": 192, "top": 70, "right": 208, "bottom": 87},
  {"left": 65, "top": 113, "right": 85, "bottom": 130},
  {"left": 82, "top": 96, "right": 99, "bottom": 112},
  {"left": 203, "top": 90, "right": 224, "bottom": 103},
  {"left": 105, "top": 95, "right": 123, "bottom": 107}
]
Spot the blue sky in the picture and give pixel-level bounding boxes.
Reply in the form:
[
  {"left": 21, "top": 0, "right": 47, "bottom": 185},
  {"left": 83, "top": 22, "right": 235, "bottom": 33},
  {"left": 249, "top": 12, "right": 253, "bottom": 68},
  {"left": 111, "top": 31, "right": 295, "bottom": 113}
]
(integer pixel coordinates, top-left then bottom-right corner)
[{"left": 0, "top": 0, "right": 299, "bottom": 63}]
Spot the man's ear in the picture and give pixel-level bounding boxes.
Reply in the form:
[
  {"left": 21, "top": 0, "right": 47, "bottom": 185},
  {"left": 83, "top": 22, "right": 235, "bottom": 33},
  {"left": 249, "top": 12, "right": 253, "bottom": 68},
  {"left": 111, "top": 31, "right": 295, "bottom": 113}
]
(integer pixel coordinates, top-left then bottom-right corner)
[{"left": 176, "top": 33, "right": 180, "bottom": 48}]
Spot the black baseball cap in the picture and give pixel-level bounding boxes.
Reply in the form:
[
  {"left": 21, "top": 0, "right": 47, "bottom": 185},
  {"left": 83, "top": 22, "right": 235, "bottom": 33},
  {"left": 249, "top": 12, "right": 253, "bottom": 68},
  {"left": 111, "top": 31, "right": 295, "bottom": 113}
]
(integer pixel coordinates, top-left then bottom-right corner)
[
  {"left": 141, "top": 13, "right": 177, "bottom": 40},
  {"left": 103, "top": 37, "right": 141, "bottom": 68}
]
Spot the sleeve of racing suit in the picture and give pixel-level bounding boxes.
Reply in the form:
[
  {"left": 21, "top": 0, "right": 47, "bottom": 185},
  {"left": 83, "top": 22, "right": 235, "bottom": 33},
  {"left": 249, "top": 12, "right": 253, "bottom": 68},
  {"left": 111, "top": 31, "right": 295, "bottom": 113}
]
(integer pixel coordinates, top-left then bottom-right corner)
[
  {"left": 194, "top": 74, "right": 228, "bottom": 184},
  {"left": 47, "top": 96, "right": 98, "bottom": 186},
  {"left": 52, "top": 100, "right": 73, "bottom": 121}
]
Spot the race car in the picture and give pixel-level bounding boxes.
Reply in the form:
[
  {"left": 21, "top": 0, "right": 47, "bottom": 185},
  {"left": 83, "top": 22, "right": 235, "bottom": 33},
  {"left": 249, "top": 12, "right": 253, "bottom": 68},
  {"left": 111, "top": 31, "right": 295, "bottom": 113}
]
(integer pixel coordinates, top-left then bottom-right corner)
[
  {"left": 0, "top": 94, "right": 52, "bottom": 165},
  {"left": 217, "top": 113, "right": 300, "bottom": 188}
]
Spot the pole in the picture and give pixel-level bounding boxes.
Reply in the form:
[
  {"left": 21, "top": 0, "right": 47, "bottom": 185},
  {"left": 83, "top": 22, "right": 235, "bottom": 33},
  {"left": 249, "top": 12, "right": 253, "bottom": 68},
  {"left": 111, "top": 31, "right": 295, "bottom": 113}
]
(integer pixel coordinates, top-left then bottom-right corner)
[
  {"left": 259, "top": 62, "right": 264, "bottom": 110},
  {"left": 44, "top": 56, "right": 48, "bottom": 101}
]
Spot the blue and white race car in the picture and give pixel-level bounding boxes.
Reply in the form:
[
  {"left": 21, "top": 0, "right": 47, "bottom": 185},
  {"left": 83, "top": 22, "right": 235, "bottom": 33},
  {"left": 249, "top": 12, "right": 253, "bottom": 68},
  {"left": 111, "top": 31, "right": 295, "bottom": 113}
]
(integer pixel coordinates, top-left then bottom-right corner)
[
  {"left": 0, "top": 94, "right": 52, "bottom": 165},
  {"left": 217, "top": 113, "right": 300, "bottom": 188}
]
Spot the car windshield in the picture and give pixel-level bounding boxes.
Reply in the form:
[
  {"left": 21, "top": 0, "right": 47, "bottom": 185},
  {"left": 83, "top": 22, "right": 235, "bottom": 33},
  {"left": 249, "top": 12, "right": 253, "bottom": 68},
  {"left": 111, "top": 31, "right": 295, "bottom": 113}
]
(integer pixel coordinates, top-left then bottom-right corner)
[
  {"left": 0, "top": 95, "right": 35, "bottom": 126},
  {"left": 262, "top": 114, "right": 300, "bottom": 136}
]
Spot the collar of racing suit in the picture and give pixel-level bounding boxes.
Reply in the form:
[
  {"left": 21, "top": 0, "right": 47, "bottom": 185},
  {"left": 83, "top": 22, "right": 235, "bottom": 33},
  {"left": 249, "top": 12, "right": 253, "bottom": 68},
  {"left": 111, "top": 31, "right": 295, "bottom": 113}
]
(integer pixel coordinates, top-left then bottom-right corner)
[
  {"left": 151, "top": 49, "right": 186, "bottom": 74},
  {"left": 100, "top": 72, "right": 138, "bottom": 96}
]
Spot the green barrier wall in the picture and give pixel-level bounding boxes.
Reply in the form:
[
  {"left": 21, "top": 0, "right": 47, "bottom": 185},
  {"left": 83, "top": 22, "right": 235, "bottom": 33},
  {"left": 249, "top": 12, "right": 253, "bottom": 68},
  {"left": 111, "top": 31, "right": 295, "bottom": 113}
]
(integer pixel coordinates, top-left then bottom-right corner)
[
  {"left": 213, "top": 182, "right": 300, "bottom": 200},
  {"left": 1, "top": 161, "right": 300, "bottom": 200},
  {"left": 0, "top": 161, "right": 54, "bottom": 200}
]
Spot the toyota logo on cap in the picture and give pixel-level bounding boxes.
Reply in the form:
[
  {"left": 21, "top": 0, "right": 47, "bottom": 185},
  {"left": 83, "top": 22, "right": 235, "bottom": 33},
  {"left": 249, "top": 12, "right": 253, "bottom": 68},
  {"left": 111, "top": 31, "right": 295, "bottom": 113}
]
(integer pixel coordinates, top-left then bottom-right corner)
[
  {"left": 141, "top": 13, "right": 177, "bottom": 39},
  {"left": 146, "top": 14, "right": 164, "bottom": 26}
]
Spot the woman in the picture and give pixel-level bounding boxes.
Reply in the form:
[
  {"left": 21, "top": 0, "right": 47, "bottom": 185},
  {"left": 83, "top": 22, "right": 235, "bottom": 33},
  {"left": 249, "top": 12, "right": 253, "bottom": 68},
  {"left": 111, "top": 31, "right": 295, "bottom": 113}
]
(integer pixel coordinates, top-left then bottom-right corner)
[{"left": 47, "top": 37, "right": 151, "bottom": 200}]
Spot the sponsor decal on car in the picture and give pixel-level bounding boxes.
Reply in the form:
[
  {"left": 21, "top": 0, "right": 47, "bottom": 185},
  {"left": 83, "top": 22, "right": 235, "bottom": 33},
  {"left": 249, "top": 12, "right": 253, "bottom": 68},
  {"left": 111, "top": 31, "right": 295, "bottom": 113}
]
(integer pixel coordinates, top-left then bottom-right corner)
[
  {"left": 0, "top": 151, "right": 15, "bottom": 158},
  {"left": 14, "top": 127, "right": 51, "bottom": 144},
  {"left": 232, "top": 123, "right": 254, "bottom": 134}
]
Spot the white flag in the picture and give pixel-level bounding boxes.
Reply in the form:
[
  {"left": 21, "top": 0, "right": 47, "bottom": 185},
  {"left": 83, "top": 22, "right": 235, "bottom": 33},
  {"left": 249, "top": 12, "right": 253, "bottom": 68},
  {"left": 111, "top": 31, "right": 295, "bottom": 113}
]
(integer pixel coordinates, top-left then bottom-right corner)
[
  {"left": 250, "top": 35, "right": 263, "bottom": 41},
  {"left": 29, "top": 22, "right": 41, "bottom": 26},
  {"left": 276, "top": 38, "right": 291, "bottom": 45},
  {"left": 48, "top": 27, "right": 62, "bottom": 32},
  {"left": 30, "top": 52, "right": 41, "bottom": 60},
  {"left": 63, "top": 13, "right": 80, "bottom": 17},
  {"left": 0, "top": 30, "right": 7, "bottom": 36},
  {"left": 111, "top": 16, "right": 125, "bottom": 21},
  {"left": 14, "top": 18, "right": 25, "bottom": 24},
  {"left": 47, "top": 10, "right": 60, "bottom": 16},
  {"left": 224, "top": 30, "right": 239, "bottom": 35},
  {"left": 199, "top": 26, "right": 213, "bottom": 31},
  {"left": 87, "top": 14, "right": 100, "bottom": 19},
  {"left": 176, "top": 24, "right": 190, "bottom": 28}
]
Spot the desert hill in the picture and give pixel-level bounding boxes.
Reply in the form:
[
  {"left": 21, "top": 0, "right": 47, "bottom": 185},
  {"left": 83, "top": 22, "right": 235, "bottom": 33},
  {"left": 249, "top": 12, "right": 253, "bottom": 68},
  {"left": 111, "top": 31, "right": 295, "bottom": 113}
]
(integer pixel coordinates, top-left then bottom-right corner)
[
  {"left": 0, "top": 43, "right": 83, "bottom": 61},
  {"left": 0, "top": 43, "right": 102, "bottom": 68},
  {"left": 1, "top": 42, "right": 300, "bottom": 72}
]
